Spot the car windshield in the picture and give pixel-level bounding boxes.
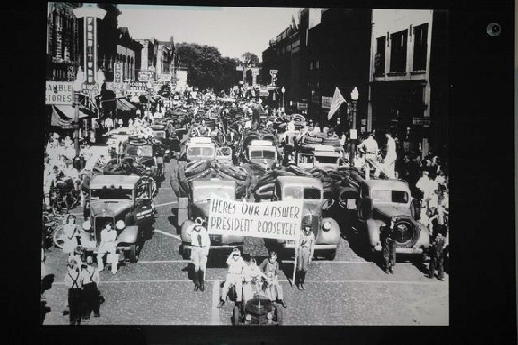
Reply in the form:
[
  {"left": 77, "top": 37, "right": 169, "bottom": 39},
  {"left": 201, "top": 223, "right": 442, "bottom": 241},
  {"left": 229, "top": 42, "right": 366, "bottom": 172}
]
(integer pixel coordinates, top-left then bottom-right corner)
[
  {"left": 315, "top": 155, "right": 340, "bottom": 163},
  {"left": 298, "top": 154, "right": 314, "bottom": 164},
  {"left": 193, "top": 187, "right": 234, "bottom": 201},
  {"left": 283, "top": 186, "right": 321, "bottom": 200},
  {"left": 371, "top": 190, "right": 409, "bottom": 203},
  {"left": 188, "top": 146, "right": 215, "bottom": 157},
  {"left": 250, "top": 150, "right": 276, "bottom": 160},
  {"left": 90, "top": 189, "right": 133, "bottom": 200},
  {"left": 126, "top": 144, "right": 153, "bottom": 157}
]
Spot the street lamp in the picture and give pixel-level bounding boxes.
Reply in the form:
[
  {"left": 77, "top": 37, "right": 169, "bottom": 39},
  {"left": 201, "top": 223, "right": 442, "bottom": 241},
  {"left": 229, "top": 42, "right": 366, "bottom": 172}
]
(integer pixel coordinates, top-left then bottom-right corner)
[
  {"left": 349, "top": 87, "right": 359, "bottom": 167},
  {"left": 281, "top": 86, "right": 285, "bottom": 111}
]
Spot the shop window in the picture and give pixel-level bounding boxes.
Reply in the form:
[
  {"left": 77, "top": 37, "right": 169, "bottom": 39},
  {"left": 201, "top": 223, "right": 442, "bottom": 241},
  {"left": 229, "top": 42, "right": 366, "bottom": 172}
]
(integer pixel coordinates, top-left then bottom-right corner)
[
  {"left": 413, "top": 23, "right": 429, "bottom": 71},
  {"left": 389, "top": 29, "right": 408, "bottom": 73},
  {"left": 374, "top": 36, "right": 386, "bottom": 76}
]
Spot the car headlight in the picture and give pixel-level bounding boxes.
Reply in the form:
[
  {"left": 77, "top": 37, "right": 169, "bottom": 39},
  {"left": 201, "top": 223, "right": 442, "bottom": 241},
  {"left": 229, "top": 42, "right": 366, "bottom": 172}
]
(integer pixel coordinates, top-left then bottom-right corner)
[
  {"left": 245, "top": 314, "right": 252, "bottom": 321},
  {"left": 322, "top": 221, "right": 332, "bottom": 232}
]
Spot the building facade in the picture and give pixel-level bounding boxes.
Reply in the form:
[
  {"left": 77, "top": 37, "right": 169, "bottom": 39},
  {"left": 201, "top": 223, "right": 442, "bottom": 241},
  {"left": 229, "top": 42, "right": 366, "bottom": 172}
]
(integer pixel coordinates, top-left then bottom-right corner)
[
  {"left": 136, "top": 37, "right": 175, "bottom": 82},
  {"left": 116, "top": 27, "right": 142, "bottom": 82},
  {"left": 306, "top": 8, "right": 372, "bottom": 130},
  {"left": 46, "top": 2, "right": 81, "bottom": 81},
  {"left": 367, "top": 9, "right": 448, "bottom": 155}
]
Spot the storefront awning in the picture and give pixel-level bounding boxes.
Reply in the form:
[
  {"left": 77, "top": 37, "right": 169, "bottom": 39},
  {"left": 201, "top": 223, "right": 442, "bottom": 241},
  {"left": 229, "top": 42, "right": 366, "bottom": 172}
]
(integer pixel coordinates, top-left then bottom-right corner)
[
  {"left": 117, "top": 98, "right": 137, "bottom": 112},
  {"left": 50, "top": 105, "right": 95, "bottom": 129}
]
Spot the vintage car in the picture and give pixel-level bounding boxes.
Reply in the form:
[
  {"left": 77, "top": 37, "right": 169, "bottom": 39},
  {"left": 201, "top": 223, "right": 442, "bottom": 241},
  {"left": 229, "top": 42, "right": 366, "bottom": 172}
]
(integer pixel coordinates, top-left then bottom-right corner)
[
  {"left": 245, "top": 140, "right": 278, "bottom": 169},
  {"left": 295, "top": 144, "right": 345, "bottom": 170},
  {"left": 124, "top": 140, "right": 161, "bottom": 180},
  {"left": 80, "top": 174, "right": 156, "bottom": 263},
  {"left": 265, "top": 176, "right": 341, "bottom": 260},
  {"left": 351, "top": 179, "right": 429, "bottom": 257},
  {"left": 106, "top": 127, "right": 133, "bottom": 151},
  {"left": 178, "top": 178, "right": 244, "bottom": 258},
  {"left": 183, "top": 136, "right": 217, "bottom": 162},
  {"left": 150, "top": 124, "right": 173, "bottom": 162},
  {"left": 232, "top": 294, "right": 283, "bottom": 326}
]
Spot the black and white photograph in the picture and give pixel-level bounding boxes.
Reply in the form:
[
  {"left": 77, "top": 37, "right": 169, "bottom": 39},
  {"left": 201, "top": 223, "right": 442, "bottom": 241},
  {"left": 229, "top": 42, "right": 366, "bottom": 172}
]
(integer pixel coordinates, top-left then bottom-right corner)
[{"left": 41, "top": 3, "right": 450, "bottom": 326}]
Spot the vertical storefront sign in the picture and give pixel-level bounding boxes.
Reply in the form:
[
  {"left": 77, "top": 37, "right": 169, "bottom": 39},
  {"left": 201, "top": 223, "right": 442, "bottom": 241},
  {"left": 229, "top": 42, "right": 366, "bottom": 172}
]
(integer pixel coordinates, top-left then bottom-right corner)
[{"left": 84, "top": 16, "right": 97, "bottom": 85}]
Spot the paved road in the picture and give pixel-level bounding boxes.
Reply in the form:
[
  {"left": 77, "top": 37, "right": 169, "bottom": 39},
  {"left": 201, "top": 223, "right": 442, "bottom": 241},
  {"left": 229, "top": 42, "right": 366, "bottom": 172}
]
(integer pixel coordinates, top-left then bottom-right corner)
[{"left": 42, "top": 157, "right": 448, "bottom": 326}]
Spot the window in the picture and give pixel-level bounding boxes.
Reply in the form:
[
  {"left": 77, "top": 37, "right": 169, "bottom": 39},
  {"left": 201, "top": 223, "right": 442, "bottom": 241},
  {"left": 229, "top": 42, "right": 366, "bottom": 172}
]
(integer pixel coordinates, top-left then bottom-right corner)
[
  {"left": 371, "top": 190, "right": 409, "bottom": 204},
  {"left": 315, "top": 60, "right": 319, "bottom": 70},
  {"left": 374, "top": 36, "right": 386, "bottom": 75},
  {"left": 389, "top": 30, "right": 408, "bottom": 73},
  {"left": 413, "top": 23, "right": 429, "bottom": 71},
  {"left": 284, "top": 186, "right": 322, "bottom": 200},
  {"left": 91, "top": 189, "right": 133, "bottom": 200}
]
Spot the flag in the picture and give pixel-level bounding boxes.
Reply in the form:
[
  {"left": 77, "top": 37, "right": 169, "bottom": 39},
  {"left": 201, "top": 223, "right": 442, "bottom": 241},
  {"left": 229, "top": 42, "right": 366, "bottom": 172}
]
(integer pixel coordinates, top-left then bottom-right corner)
[
  {"left": 327, "top": 87, "right": 347, "bottom": 120},
  {"left": 51, "top": 105, "right": 74, "bottom": 129}
]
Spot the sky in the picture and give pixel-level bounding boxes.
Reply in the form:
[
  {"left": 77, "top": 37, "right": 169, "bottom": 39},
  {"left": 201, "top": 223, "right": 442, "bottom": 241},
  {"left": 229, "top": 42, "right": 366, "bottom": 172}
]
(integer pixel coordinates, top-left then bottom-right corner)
[{"left": 117, "top": 5, "right": 301, "bottom": 61}]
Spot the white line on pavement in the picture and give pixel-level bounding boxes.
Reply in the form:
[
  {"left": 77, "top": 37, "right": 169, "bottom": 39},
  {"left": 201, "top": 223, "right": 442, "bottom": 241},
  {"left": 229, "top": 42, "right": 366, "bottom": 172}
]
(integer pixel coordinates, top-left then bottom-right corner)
[
  {"left": 210, "top": 280, "right": 221, "bottom": 325},
  {"left": 154, "top": 201, "right": 177, "bottom": 208},
  {"left": 52, "top": 278, "right": 445, "bottom": 285},
  {"left": 153, "top": 229, "right": 181, "bottom": 241},
  {"left": 139, "top": 260, "right": 191, "bottom": 264}
]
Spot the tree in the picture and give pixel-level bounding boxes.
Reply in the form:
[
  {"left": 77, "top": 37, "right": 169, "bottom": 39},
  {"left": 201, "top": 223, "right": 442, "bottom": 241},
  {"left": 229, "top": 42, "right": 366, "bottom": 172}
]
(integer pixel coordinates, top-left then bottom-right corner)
[
  {"left": 241, "top": 52, "right": 259, "bottom": 66},
  {"left": 176, "top": 42, "right": 240, "bottom": 92}
]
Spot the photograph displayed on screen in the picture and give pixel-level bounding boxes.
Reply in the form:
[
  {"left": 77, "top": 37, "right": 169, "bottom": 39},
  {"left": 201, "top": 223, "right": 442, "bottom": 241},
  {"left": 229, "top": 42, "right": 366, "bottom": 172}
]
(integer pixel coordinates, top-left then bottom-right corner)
[{"left": 41, "top": 3, "right": 449, "bottom": 326}]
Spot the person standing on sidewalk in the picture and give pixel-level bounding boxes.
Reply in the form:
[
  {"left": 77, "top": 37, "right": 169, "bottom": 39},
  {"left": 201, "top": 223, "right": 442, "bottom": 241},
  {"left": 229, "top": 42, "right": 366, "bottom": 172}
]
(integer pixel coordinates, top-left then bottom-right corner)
[
  {"left": 380, "top": 220, "right": 397, "bottom": 274},
  {"left": 80, "top": 256, "right": 101, "bottom": 319},
  {"left": 295, "top": 227, "right": 315, "bottom": 290},
  {"left": 428, "top": 227, "right": 447, "bottom": 280},
  {"left": 190, "top": 217, "right": 211, "bottom": 292},
  {"left": 64, "top": 256, "right": 83, "bottom": 325}
]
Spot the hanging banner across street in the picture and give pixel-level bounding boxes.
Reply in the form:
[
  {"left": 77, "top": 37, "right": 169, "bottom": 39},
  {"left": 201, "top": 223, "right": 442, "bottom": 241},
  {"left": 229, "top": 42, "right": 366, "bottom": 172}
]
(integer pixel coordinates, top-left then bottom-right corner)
[{"left": 207, "top": 198, "right": 304, "bottom": 241}]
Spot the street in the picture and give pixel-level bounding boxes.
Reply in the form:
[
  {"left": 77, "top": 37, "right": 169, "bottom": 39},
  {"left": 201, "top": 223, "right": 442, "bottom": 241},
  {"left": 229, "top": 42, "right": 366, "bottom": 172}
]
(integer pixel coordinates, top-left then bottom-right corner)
[{"left": 42, "top": 155, "right": 448, "bottom": 326}]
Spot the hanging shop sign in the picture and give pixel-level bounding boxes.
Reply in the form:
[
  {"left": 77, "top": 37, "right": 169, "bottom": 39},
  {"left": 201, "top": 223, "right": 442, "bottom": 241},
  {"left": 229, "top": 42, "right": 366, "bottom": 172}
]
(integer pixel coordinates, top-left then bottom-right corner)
[
  {"left": 114, "top": 62, "right": 123, "bottom": 84},
  {"left": 297, "top": 102, "right": 308, "bottom": 111},
  {"left": 45, "top": 81, "right": 74, "bottom": 105},
  {"left": 412, "top": 117, "right": 431, "bottom": 126}
]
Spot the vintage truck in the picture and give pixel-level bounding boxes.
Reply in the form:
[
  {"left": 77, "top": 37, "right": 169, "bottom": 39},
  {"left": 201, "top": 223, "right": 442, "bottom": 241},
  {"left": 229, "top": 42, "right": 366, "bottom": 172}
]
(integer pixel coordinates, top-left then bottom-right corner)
[
  {"left": 348, "top": 179, "right": 429, "bottom": 258},
  {"left": 245, "top": 139, "right": 278, "bottom": 169},
  {"left": 80, "top": 174, "right": 156, "bottom": 263},
  {"left": 294, "top": 144, "right": 345, "bottom": 170},
  {"left": 182, "top": 136, "right": 217, "bottom": 162},
  {"left": 263, "top": 176, "right": 341, "bottom": 260},
  {"left": 178, "top": 178, "right": 244, "bottom": 259}
]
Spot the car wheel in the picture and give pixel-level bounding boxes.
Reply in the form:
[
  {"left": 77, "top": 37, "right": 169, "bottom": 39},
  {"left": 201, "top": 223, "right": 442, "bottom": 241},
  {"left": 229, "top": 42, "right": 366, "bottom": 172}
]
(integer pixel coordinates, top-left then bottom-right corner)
[
  {"left": 128, "top": 245, "right": 138, "bottom": 263},
  {"left": 275, "top": 306, "right": 283, "bottom": 325},
  {"left": 323, "top": 249, "right": 337, "bottom": 261}
]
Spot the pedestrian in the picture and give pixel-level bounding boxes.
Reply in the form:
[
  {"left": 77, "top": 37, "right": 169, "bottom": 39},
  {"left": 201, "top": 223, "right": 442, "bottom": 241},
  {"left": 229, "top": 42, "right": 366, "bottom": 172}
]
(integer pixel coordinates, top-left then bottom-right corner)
[
  {"left": 259, "top": 251, "right": 287, "bottom": 308},
  {"left": 80, "top": 256, "right": 101, "bottom": 319},
  {"left": 428, "top": 227, "right": 447, "bottom": 280},
  {"left": 242, "top": 256, "right": 268, "bottom": 305},
  {"left": 97, "top": 222, "right": 118, "bottom": 274},
  {"left": 357, "top": 132, "right": 379, "bottom": 162},
  {"left": 117, "top": 117, "right": 123, "bottom": 128},
  {"left": 383, "top": 132, "right": 398, "bottom": 179},
  {"left": 295, "top": 227, "right": 315, "bottom": 290},
  {"left": 64, "top": 256, "right": 83, "bottom": 325},
  {"left": 190, "top": 217, "right": 211, "bottom": 292},
  {"left": 63, "top": 215, "right": 80, "bottom": 255},
  {"left": 217, "top": 247, "right": 246, "bottom": 307},
  {"left": 104, "top": 116, "right": 114, "bottom": 134},
  {"left": 380, "top": 220, "right": 397, "bottom": 274}
]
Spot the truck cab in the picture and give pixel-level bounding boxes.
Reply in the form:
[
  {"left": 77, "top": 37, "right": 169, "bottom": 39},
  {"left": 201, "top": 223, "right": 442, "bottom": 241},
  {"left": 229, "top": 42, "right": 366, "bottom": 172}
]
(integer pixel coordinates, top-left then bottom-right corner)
[
  {"left": 354, "top": 179, "right": 429, "bottom": 257},
  {"left": 179, "top": 178, "right": 244, "bottom": 258},
  {"left": 247, "top": 140, "right": 278, "bottom": 169},
  {"left": 269, "top": 176, "right": 341, "bottom": 260},
  {"left": 82, "top": 174, "right": 155, "bottom": 263},
  {"left": 295, "top": 144, "right": 344, "bottom": 170},
  {"left": 185, "top": 136, "right": 216, "bottom": 162}
]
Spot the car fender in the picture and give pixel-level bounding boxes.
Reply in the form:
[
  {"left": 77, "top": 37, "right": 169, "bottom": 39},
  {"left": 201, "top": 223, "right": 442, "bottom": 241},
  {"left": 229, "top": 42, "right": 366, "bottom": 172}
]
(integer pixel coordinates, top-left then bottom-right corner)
[
  {"left": 366, "top": 218, "right": 385, "bottom": 247},
  {"left": 317, "top": 217, "right": 341, "bottom": 245},
  {"left": 117, "top": 225, "right": 139, "bottom": 245},
  {"left": 180, "top": 220, "right": 195, "bottom": 243}
]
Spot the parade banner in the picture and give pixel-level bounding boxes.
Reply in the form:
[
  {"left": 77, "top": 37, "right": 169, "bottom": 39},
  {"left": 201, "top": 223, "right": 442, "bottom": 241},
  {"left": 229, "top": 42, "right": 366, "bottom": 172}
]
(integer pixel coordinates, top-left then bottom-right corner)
[{"left": 207, "top": 198, "right": 304, "bottom": 241}]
